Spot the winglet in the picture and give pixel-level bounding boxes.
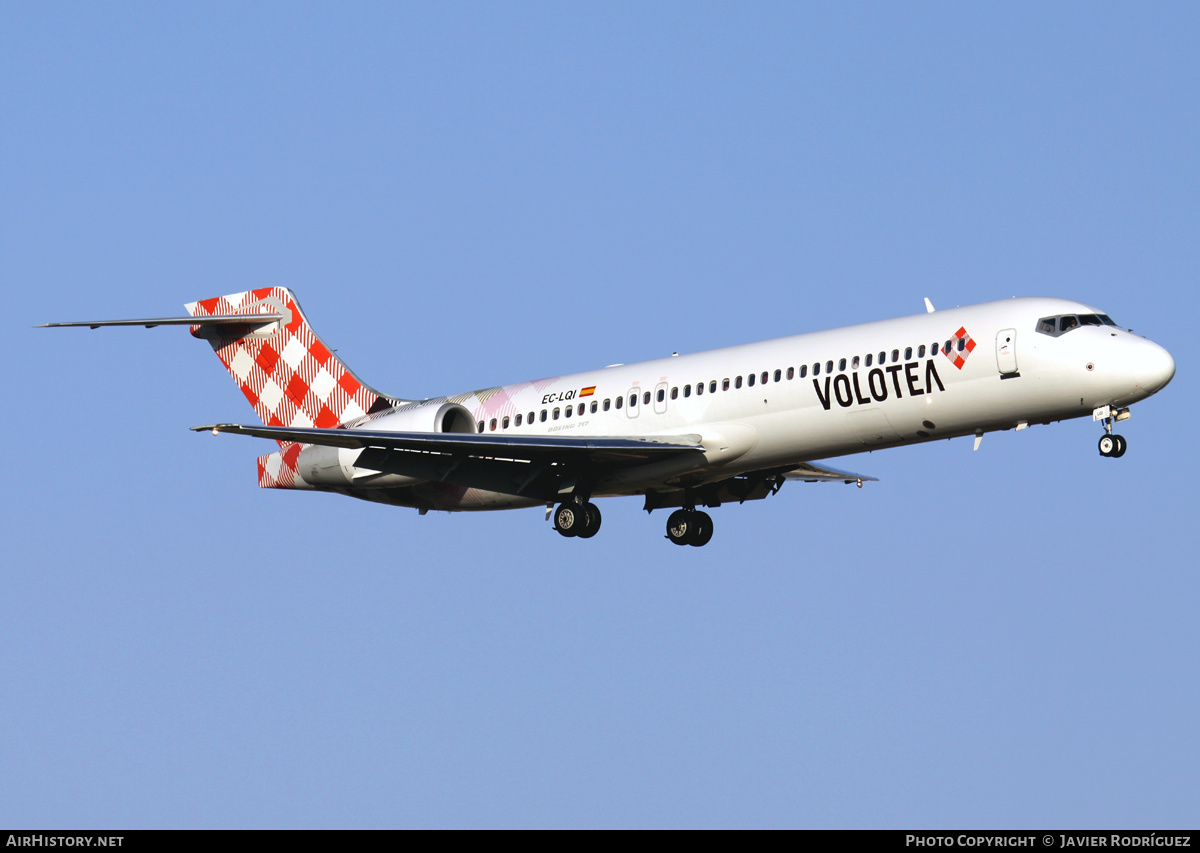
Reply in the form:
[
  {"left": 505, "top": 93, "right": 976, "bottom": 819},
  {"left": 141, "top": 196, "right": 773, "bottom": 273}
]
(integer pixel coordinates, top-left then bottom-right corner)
[{"left": 924, "top": 298, "right": 935, "bottom": 313}]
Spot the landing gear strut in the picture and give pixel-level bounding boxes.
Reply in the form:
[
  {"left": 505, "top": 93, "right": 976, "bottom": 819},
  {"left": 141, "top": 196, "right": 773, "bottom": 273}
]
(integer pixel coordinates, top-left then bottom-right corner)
[
  {"left": 554, "top": 500, "right": 602, "bottom": 539},
  {"left": 665, "top": 509, "right": 714, "bottom": 547},
  {"left": 1097, "top": 411, "right": 1127, "bottom": 458}
]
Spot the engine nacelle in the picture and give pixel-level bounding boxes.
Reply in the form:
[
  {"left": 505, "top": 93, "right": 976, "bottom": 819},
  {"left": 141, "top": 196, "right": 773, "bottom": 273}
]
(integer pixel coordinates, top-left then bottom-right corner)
[
  {"left": 364, "top": 399, "right": 477, "bottom": 435},
  {"left": 295, "top": 399, "right": 475, "bottom": 487}
]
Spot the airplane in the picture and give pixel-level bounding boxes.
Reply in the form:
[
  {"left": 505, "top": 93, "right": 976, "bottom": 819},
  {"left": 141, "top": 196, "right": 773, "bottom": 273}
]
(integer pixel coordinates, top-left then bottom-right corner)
[{"left": 41, "top": 288, "right": 1175, "bottom": 546}]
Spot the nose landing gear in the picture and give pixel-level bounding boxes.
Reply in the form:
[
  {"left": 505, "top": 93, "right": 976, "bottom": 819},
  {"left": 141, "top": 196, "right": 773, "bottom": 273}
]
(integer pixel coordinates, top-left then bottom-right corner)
[{"left": 1095, "top": 407, "right": 1128, "bottom": 458}]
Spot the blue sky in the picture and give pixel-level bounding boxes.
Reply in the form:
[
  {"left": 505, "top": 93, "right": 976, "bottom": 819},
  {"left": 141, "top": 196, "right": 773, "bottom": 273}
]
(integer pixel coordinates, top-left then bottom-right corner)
[{"left": 2, "top": 3, "right": 1197, "bottom": 828}]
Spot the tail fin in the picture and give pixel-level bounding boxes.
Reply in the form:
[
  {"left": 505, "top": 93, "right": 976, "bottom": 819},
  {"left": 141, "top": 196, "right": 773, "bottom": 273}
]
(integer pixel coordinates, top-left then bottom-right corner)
[{"left": 186, "top": 287, "right": 401, "bottom": 428}]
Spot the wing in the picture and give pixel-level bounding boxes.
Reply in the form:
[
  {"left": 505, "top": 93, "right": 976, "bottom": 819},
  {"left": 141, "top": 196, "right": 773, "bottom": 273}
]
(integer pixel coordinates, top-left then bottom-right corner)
[
  {"left": 195, "top": 423, "right": 875, "bottom": 504},
  {"left": 781, "top": 461, "right": 878, "bottom": 484},
  {"left": 194, "top": 423, "right": 707, "bottom": 501},
  {"left": 194, "top": 423, "right": 703, "bottom": 464},
  {"left": 642, "top": 460, "right": 877, "bottom": 510}
]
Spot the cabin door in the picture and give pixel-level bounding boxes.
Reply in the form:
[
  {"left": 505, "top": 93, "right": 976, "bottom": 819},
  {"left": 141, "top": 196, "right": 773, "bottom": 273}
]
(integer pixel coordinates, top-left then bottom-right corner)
[{"left": 996, "top": 329, "right": 1019, "bottom": 376}]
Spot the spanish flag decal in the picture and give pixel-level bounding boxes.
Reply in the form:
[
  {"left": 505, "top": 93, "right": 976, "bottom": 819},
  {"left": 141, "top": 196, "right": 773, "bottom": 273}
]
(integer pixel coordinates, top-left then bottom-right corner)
[{"left": 580, "top": 386, "right": 596, "bottom": 397}]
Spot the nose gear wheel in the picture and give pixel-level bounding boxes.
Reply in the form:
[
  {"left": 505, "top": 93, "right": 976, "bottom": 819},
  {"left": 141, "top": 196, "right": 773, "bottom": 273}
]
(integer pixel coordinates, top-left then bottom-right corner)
[{"left": 1098, "top": 434, "right": 1126, "bottom": 458}]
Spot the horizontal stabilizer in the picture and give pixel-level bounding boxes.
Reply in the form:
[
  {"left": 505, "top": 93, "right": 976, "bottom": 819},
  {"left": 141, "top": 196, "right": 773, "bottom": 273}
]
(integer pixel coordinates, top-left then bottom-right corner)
[
  {"left": 195, "top": 423, "right": 705, "bottom": 465},
  {"left": 782, "top": 461, "right": 878, "bottom": 484},
  {"left": 37, "top": 314, "right": 283, "bottom": 329}
]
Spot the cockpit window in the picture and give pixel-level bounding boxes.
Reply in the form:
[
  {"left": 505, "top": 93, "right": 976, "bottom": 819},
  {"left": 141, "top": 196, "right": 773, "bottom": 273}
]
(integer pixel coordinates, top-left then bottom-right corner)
[{"left": 1036, "top": 312, "right": 1121, "bottom": 337}]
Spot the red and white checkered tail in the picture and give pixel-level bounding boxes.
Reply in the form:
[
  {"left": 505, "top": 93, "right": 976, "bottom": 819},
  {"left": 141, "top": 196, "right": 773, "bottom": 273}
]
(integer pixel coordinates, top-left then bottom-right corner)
[{"left": 185, "top": 287, "right": 397, "bottom": 429}]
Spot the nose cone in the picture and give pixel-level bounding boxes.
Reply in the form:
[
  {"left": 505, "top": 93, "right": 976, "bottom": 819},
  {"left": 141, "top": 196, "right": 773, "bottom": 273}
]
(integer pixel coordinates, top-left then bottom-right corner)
[{"left": 1135, "top": 340, "right": 1176, "bottom": 395}]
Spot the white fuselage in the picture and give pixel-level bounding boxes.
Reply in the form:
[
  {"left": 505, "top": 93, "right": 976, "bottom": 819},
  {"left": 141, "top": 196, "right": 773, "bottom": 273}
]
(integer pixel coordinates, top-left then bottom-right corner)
[{"left": 355, "top": 297, "right": 1175, "bottom": 510}]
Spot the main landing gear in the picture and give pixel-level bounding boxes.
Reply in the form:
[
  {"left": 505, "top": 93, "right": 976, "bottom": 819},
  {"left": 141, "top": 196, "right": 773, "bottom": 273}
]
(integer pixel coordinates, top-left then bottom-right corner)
[
  {"left": 665, "top": 509, "right": 713, "bottom": 547},
  {"left": 551, "top": 499, "right": 716, "bottom": 547},
  {"left": 554, "top": 499, "right": 602, "bottom": 539}
]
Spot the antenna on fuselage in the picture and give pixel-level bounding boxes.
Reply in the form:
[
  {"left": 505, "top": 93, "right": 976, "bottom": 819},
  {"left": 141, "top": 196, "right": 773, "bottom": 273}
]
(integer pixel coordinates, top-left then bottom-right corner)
[{"left": 924, "top": 298, "right": 936, "bottom": 313}]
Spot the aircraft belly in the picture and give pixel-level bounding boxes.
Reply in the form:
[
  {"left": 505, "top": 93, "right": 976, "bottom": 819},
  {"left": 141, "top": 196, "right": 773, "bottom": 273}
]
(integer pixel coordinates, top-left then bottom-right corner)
[{"left": 337, "top": 482, "right": 542, "bottom": 512}]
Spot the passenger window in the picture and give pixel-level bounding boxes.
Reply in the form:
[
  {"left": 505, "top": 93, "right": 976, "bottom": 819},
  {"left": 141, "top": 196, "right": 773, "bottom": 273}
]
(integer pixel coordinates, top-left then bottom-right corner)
[
  {"left": 918, "top": 345, "right": 926, "bottom": 358},
  {"left": 564, "top": 406, "right": 572, "bottom": 418},
  {"left": 800, "top": 364, "right": 807, "bottom": 378},
  {"left": 670, "top": 387, "right": 678, "bottom": 400},
  {"left": 515, "top": 414, "right": 522, "bottom": 427},
  {"left": 735, "top": 376, "right": 743, "bottom": 389},
  {"left": 528, "top": 412, "right": 535, "bottom": 424},
  {"left": 630, "top": 393, "right": 638, "bottom": 407},
  {"left": 603, "top": 399, "right": 611, "bottom": 411},
  {"left": 615, "top": 396, "right": 622, "bottom": 409},
  {"left": 786, "top": 367, "right": 794, "bottom": 380},
  {"left": 643, "top": 391, "right": 651, "bottom": 405},
  {"left": 723, "top": 378, "right": 730, "bottom": 391},
  {"left": 762, "top": 371, "right": 770, "bottom": 384},
  {"left": 541, "top": 410, "right": 548, "bottom": 422},
  {"left": 747, "top": 374, "right": 755, "bottom": 387},
  {"left": 813, "top": 362, "right": 820, "bottom": 376},
  {"left": 838, "top": 358, "right": 846, "bottom": 371},
  {"left": 477, "top": 421, "right": 484, "bottom": 433},
  {"left": 957, "top": 337, "right": 966, "bottom": 352},
  {"left": 851, "top": 356, "right": 859, "bottom": 369},
  {"left": 553, "top": 408, "right": 561, "bottom": 420},
  {"left": 502, "top": 416, "right": 510, "bottom": 429},
  {"left": 904, "top": 347, "right": 912, "bottom": 360},
  {"left": 931, "top": 342, "right": 938, "bottom": 354},
  {"left": 683, "top": 385, "right": 691, "bottom": 398},
  {"left": 865, "top": 353, "right": 873, "bottom": 367},
  {"left": 710, "top": 381, "right": 717, "bottom": 393},
  {"left": 489, "top": 418, "right": 497, "bottom": 431},
  {"left": 697, "top": 382, "right": 705, "bottom": 396},
  {"left": 656, "top": 389, "right": 665, "bottom": 403},
  {"left": 579, "top": 403, "right": 586, "bottom": 416},
  {"left": 891, "top": 349, "right": 899, "bottom": 363},
  {"left": 590, "top": 401, "right": 597, "bottom": 413},
  {"left": 826, "top": 360, "right": 834, "bottom": 374},
  {"left": 878, "top": 351, "right": 885, "bottom": 364}
]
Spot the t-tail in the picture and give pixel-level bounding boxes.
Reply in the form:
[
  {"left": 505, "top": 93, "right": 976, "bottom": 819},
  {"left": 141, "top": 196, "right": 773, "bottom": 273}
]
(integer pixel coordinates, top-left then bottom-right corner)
[
  {"left": 185, "top": 288, "right": 407, "bottom": 490},
  {"left": 41, "top": 286, "right": 405, "bottom": 490},
  {"left": 184, "top": 287, "right": 398, "bottom": 429}
]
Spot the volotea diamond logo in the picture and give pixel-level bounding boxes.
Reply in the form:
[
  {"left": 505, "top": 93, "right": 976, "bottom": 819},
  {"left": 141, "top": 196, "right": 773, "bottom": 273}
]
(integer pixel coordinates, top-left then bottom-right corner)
[{"left": 945, "top": 326, "right": 976, "bottom": 370}]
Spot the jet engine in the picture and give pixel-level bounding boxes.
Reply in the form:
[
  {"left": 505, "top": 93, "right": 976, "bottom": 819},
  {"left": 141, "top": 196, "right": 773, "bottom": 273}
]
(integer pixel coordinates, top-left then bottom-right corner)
[{"left": 295, "top": 399, "right": 476, "bottom": 487}]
